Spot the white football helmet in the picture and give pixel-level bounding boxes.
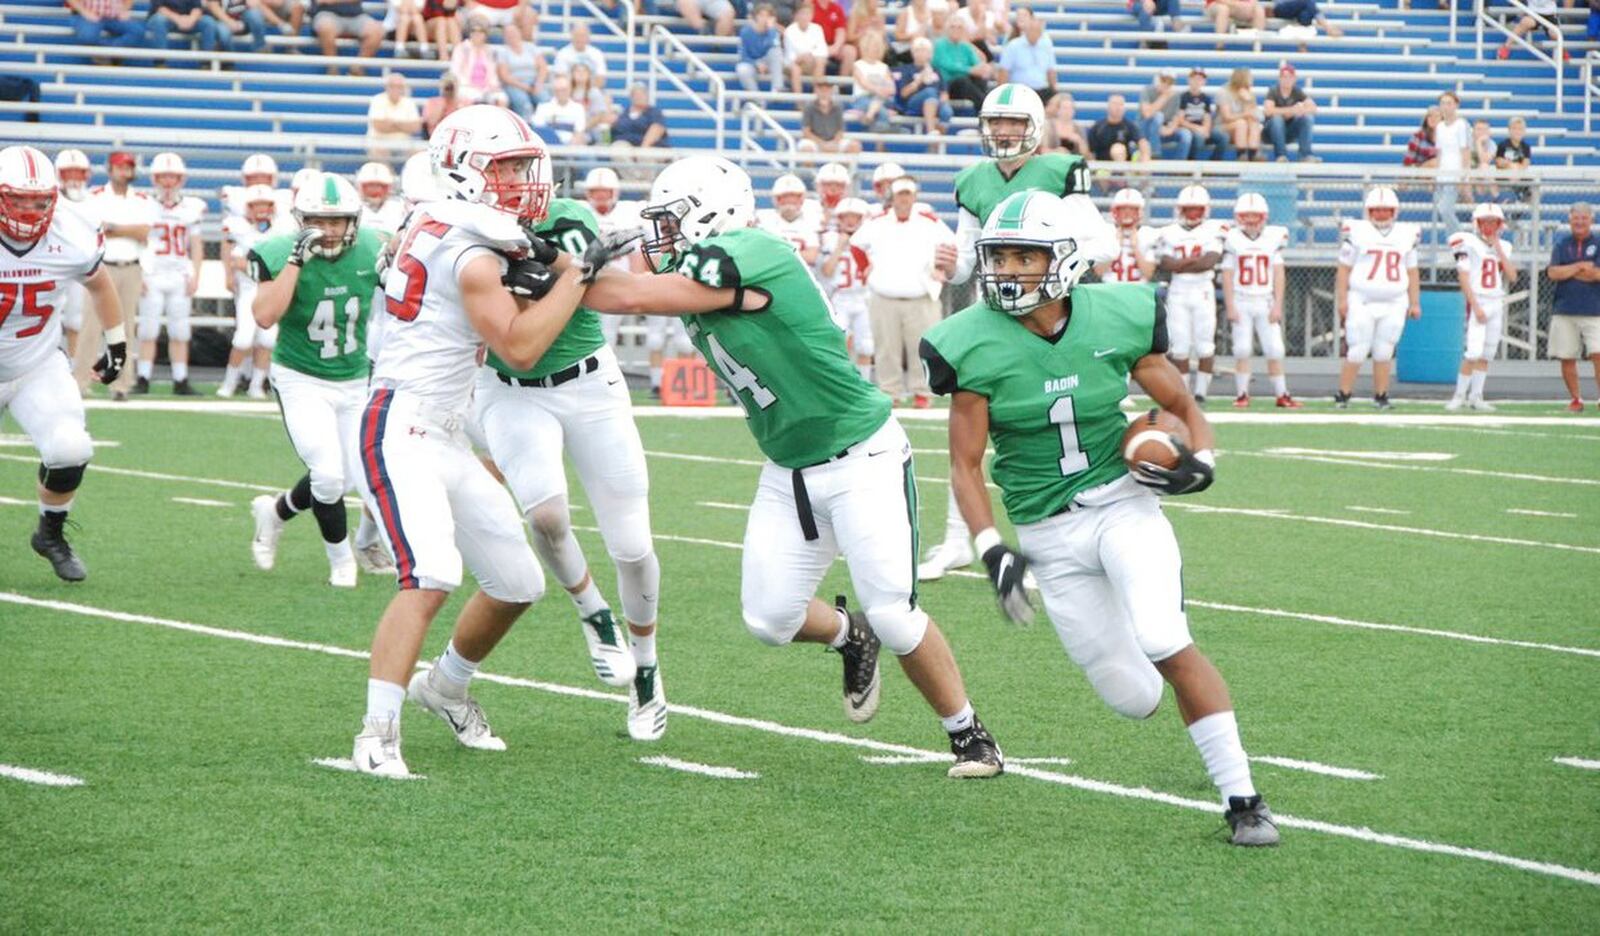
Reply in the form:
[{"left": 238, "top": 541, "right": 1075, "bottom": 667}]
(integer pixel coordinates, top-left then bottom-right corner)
[
  {"left": 835, "top": 196, "right": 869, "bottom": 233},
  {"left": 1110, "top": 187, "right": 1145, "bottom": 228},
  {"left": 356, "top": 161, "right": 395, "bottom": 207},
  {"left": 979, "top": 83, "right": 1045, "bottom": 160},
  {"left": 292, "top": 172, "right": 362, "bottom": 257},
  {"left": 584, "top": 166, "right": 621, "bottom": 214},
  {"left": 242, "top": 153, "right": 278, "bottom": 186},
  {"left": 871, "top": 162, "right": 905, "bottom": 199},
  {"left": 1473, "top": 201, "right": 1505, "bottom": 240},
  {"left": 1177, "top": 184, "right": 1211, "bottom": 226},
  {"left": 430, "top": 104, "right": 553, "bottom": 222},
  {"left": 399, "top": 151, "right": 440, "bottom": 207},
  {"left": 976, "top": 191, "right": 1098, "bottom": 315},
  {"left": 1234, "top": 191, "right": 1268, "bottom": 235},
  {"left": 244, "top": 184, "right": 278, "bottom": 226},
  {"left": 772, "top": 173, "right": 806, "bottom": 220},
  {"left": 54, "top": 148, "right": 91, "bottom": 201},
  {"left": 640, "top": 155, "right": 754, "bottom": 272},
  {"left": 291, "top": 167, "right": 320, "bottom": 196},
  {"left": 1364, "top": 185, "right": 1399, "bottom": 231},
  {"left": 815, "top": 162, "right": 851, "bottom": 209},
  {"left": 0, "top": 145, "right": 58, "bottom": 242},
  {"left": 150, "top": 152, "right": 186, "bottom": 205}
]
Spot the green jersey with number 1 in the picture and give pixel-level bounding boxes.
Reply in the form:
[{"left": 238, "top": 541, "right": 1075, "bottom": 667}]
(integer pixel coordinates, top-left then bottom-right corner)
[
  {"left": 954, "top": 151, "right": 1090, "bottom": 226},
  {"left": 673, "top": 226, "right": 890, "bottom": 469},
  {"left": 920, "top": 283, "right": 1165, "bottom": 525},
  {"left": 488, "top": 198, "right": 608, "bottom": 380},
  {"left": 251, "top": 227, "right": 383, "bottom": 381}
]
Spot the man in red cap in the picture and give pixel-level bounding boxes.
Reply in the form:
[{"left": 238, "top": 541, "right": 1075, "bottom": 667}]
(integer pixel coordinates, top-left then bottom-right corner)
[
  {"left": 76, "top": 151, "right": 154, "bottom": 400},
  {"left": 1263, "top": 61, "right": 1317, "bottom": 162}
]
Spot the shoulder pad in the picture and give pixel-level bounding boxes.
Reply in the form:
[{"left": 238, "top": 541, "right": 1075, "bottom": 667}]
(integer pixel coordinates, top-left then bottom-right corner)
[{"left": 426, "top": 200, "right": 531, "bottom": 255}]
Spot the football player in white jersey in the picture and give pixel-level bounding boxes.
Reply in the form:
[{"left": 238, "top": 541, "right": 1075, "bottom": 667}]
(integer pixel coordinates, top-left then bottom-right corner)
[
  {"left": 1335, "top": 186, "right": 1420, "bottom": 409},
  {"left": 135, "top": 152, "right": 205, "bottom": 395},
  {"left": 0, "top": 145, "right": 128, "bottom": 581},
  {"left": 755, "top": 173, "right": 821, "bottom": 264},
  {"left": 868, "top": 162, "right": 935, "bottom": 220},
  {"left": 1096, "top": 187, "right": 1156, "bottom": 284},
  {"left": 352, "top": 105, "right": 630, "bottom": 778},
  {"left": 1155, "top": 185, "right": 1227, "bottom": 404},
  {"left": 1446, "top": 203, "right": 1517, "bottom": 411},
  {"left": 221, "top": 153, "right": 289, "bottom": 219},
  {"left": 582, "top": 167, "right": 651, "bottom": 352},
  {"left": 1223, "top": 192, "right": 1300, "bottom": 408},
  {"left": 218, "top": 186, "right": 290, "bottom": 398},
  {"left": 52, "top": 149, "right": 94, "bottom": 359},
  {"left": 819, "top": 197, "right": 873, "bottom": 380},
  {"left": 356, "top": 162, "right": 405, "bottom": 233},
  {"left": 813, "top": 161, "right": 851, "bottom": 234}
]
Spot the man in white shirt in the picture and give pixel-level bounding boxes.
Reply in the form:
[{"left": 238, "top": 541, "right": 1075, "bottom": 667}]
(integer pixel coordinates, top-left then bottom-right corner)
[
  {"left": 367, "top": 71, "right": 423, "bottom": 163},
  {"left": 849, "top": 177, "right": 957, "bottom": 407},
  {"left": 77, "top": 150, "right": 155, "bottom": 400},
  {"left": 552, "top": 23, "right": 607, "bottom": 80},
  {"left": 1432, "top": 90, "right": 1473, "bottom": 255},
  {"left": 532, "top": 73, "right": 588, "bottom": 144},
  {"left": 783, "top": 2, "right": 829, "bottom": 95}
]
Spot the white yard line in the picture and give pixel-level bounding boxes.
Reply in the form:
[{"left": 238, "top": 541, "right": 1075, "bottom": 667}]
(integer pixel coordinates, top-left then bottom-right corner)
[
  {"left": 1406, "top": 424, "right": 1600, "bottom": 443},
  {"left": 7, "top": 591, "right": 1599, "bottom": 890},
  {"left": 0, "top": 453, "right": 279, "bottom": 493},
  {"left": 0, "top": 763, "right": 85, "bottom": 788},
  {"left": 1229, "top": 450, "right": 1600, "bottom": 487},
  {"left": 310, "top": 757, "right": 426, "bottom": 780},
  {"left": 697, "top": 501, "right": 750, "bottom": 512},
  {"left": 638, "top": 756, "right": 759, "bottom": 780},
  {"left": 861, "top": 754, "right": 950, "bottom": 765},
  {"left": 1346, "top": 506, "right": 1411, "bottom": 516},
  {"left": 171, "top": 497, "right": 232, "bottom": 508},
  {"left": 0, "top": 495, "right": 33, "bottom": 506},
  {"left": 1553, "top": 757, "right": 1600, "bottom": 772},
  {"left": 1166, "top": 502, "right": 1600, "bottom": 555},
  {"left": 1265, "top": 447, "right": 1456, "bottom": 462},
  {"left": 1, "top": 435, "right": 119, "bottom": 448},
  {"left": 1507, "top": 509, "right": 1579, "bottom": 519},
  {"left": 1250, "top": 755, "right": 1383, "bottom": 781}
]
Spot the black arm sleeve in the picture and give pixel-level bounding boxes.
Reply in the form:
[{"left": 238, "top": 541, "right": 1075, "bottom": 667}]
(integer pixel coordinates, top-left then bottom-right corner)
[
  {"left": 919, "top": 337, "right": 961, "bottom": 396},
  {"left": 247, "top": 250, "right": 273, "bottom": 283},
  {"left": 1149, "top": 291, "right": 1170, "bottom": 356}
]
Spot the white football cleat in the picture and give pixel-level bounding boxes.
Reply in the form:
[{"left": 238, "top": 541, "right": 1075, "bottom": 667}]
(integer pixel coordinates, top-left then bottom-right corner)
[
  {"left": 328, "top": 559, "right": 358, "bottom": 589},
  {"left": 246, "top": 386, "right": 269, "bottom": 400},
  {"left": 354, "top": 540, "right": 395, "bottom": 575},
  {"left": 250, "top": 494, "right": 284, "bottom": 571},
  {"left": 917, "top": 540, "right": 975, "bottom": 582},
  {"left": 628, "top": 664, "right": 667, "bottom": 741},
  {"left": 1444, "top": 397, "right": 1465, "bottom": 412},
  {"left": 581, "top": 609, "right": 637, "bottom": 687},
  {"left": 407, "top": 667, "right": 506, "bottom": 751},
  {"left": 352, "top": 715, "right": 411, "bottom": 778},
  {"left": 216, "top": 382, "right": 236, "bottom": 398},
  {"left": 1469, "top": 398, "right": 1496, "bottom": 411}
]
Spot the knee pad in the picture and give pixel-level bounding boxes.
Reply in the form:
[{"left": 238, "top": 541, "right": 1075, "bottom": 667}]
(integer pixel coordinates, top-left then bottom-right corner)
[
  {"left": 1195, "top": 337, "right": 1216, "bottom": 359},
  {"left": 1262, "top": 324, "right": 1286, "bottom": 361},
  {"left": 310, "top": 495, "right": 349, "bottom": 544},
  {"left": 742, "top": 606, "right": 804, "bottom": 647},
  {"left": 38, "top": 461, "right": 87, "bottom": 494},
  {"left": 136, "top": 309, "right": 163, "bottom": 342},
  {"left": 1084, "top": 656, "right": 1164, "bottom": 720},
  {"left": 1231, "top": 326, "right": 1254, "bottom": 359},
  {"left": 1345, "top": 336, "right": 1371, "bottom": 363},
  {"left": 167, "top": 313, "right": 193, "bottom": 342},
  {"left": 527, "top": 496, "right": 573, "bottom": 545},
  {"left": 615, "top": 550, "right": 661, "bottom": 626},
  {"left": 257, "top": 325, "right": 278, "bottom": 350},
  {"left": 865, "top": 603, "right": 930, "bottom": 657},
  {"left": 39, "top": 425, "right": 93, "bottom": 472},
  {"left": 231, "top": 326, "right": 255, "bottom": 352},
  {"left": 1371, "top": 338, "right": 1397, "bottom": 363},
  {"left": 309, "top": 470, "right": 345, "bottom": 507}
]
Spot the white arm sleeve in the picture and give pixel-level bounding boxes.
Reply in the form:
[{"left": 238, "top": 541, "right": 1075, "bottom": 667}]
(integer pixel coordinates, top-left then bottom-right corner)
[{"left": 951, "top": 205, "right": 981, "bottom": 285}]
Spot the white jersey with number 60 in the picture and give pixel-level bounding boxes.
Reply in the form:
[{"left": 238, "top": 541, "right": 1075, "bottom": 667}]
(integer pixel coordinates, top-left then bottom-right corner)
[
  {"left": 1338, "top": 219, "right": 1420, "bottom": 302},
  {"left": 1448, "top": 230, "right": 1511, "bottom": 302},
  {"left": 1223, "top": 225, "right": 1288, "bottom": 298}
]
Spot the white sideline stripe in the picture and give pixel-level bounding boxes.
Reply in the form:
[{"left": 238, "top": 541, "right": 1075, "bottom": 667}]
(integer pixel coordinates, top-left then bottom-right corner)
[
  {"left": 1231, "top": 450, "right": 1600, "bottom": 487},
  {"left": 698, "top": 501, "right": 749, "bottom": 511},
  {"left": 5, "top": 593, "right": 1599, "bottom": 889},
  {"left": 1250, "top": 755, "right": 1383, "bottom": 781},
  {"left": 0, "top": 435, "right": 119, "bottom": 448},
  {"left": 83, "top": 400, "right": 277, "bottom": 414},
  {"left": 1553, "top": 757, "right": 1600, "bottom": 772},
  {"left": 1407, "top": 424, "right": 1600, "bottom": 443},
  {"left": 1346, "top": 506, "right": 1410, "bottom": 515},
  {"left": 1165, "top": 502, "right": 1600, "bottom": 555},
  {"left": 1266, "top": 447, "right": 1457, "bottom": 462},
  {"left": 0, "top": 763, "right": 85, "bottom": 787},
  {"left": 1011, "top": 757, "right": 1076, "bottom": 766},
  {"left": 862, "top": 754, "right": 950, "bottom": 764},
  {"left": 0, "top": 453, "right": 280, "bottom": 493},
  {"left": 638, "top": 756, "right": 759, "bottom": 780},
  {"left": 0, "top": 495, "right": 32, "bottom": 506},
  {"left": 311, "top": 757, "right": 425, "bottom": 781},
  {"left": 1507, "top": 508, "right": 1579, "bottom": 519},
  {"left": 171, "top": 496, "right": 232, "bottom": 508}
]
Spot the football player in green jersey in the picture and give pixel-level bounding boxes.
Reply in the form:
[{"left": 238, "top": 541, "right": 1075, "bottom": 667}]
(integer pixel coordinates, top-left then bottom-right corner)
[
  {"left": 922, "top": 82, "right": 1107, "bottom": 583},
  {"left": 584, "top": 155, "right": 1004, "bottom": 777},
  {"left": 920, "top": 191, "right": 1279, "bottom": 845},
  {"left": 247, "top": 172, "right": 389, "bottom": 588},
  {"left": 474, "top": 195, "right": 668, "bottom": 741}
]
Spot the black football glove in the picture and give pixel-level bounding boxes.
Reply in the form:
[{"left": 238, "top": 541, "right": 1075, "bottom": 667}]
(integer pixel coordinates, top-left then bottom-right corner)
[
  {"left": 579, "top": 228, "right": 644, "bottom": 283},
  {"left": 980, "top": 541, "right": 1035, "bottom": 626},
  {"left": 289, "top": 226, "right": 322, "bottom": 266},
  {"left": 1132, "top": 440, "right": 1215, "bottom": 496},
  {"left": 522, "top": 233, "right": 560, "bottom": 266},
  {"left": 93, "top": 339, "right": 127, "bottom": 385},
  {"left": 503, "top": 257, "right": 558, "bottom": 300}
]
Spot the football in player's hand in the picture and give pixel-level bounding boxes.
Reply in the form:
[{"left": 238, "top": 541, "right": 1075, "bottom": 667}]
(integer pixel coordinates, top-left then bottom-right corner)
[{"left": 1122, "top": 408, "right": 1189, "bottom": 472}]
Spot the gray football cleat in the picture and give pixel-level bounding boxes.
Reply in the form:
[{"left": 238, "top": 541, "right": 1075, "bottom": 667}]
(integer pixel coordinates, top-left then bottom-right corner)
[{"left": 1225, "top": 795, "right": 1281, "bottom": 846}]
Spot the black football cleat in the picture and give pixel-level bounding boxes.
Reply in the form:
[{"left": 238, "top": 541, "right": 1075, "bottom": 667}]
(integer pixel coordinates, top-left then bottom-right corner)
[
  {"left": 31, "top": 511, "right": 86, "bottom": 582},
  {"left": 132, "top": 376, "right": 150, "bottom": 395},
  {"left": 1224, "top": 794, "right": 1280, "bottom": 846},
  {"left": 1374, "top": 393, "right": 1393, "bottom": 411},
  {"left": 1333, "top": 391, "right": 1351, "bottom": 409},
  {"left": 833, "top": 595, "right": 880, "bottom": 724},
  {"left": 172, "top": 379, "right": 199, "bottom": 396},
  {"left": 947, "top": 717, "right": 1003, "bottom": 779}
]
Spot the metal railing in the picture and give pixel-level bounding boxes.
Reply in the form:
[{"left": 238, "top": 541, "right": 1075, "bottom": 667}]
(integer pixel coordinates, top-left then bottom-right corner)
[
  {"left": 1585, "top": 56, "right": 1599, "bottom": 134},
  {"left": 1474, "top": 0, "right": 1567, "bottom": 111},
  {"left": 645, "top": 24, "right": 727, "bottom": 151},
  {"left": 736, "top": 100, "right": 798, "bottom": 170}
]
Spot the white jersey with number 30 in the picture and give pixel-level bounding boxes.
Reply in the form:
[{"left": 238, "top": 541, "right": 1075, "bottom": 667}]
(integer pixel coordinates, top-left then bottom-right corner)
[
  {"left": 0, "top": 207, "right": 103, "bottom": 381},
  {"left": 1223, "top": 225, "right": 1288, "bottom": 298},
  {"left": 1448, "top": 230, "right": 1511, "bottom": 302},
  {"left": 1339, "top": 219, "right": 1420, "bottom": 302},
  {"left": 142, "top": 196, "right": 206, "bottom": 277}
]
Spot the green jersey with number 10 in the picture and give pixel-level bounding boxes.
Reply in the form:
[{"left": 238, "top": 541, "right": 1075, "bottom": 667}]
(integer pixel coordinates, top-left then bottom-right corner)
[
  {"left": 488, "top": 198, "right": 608, "bottom": 380},
  {"left": 920, "top": 283, "right": 1165, "bottom": 525},
  {"left": 953, "top": 151, "right": 1090, "bottom": 226},
  {"left": 251, "top": 227, "right": 384, "bottom": 381},
  {"left": 673, "top": 226, "right": 890, "bottom": 469}
]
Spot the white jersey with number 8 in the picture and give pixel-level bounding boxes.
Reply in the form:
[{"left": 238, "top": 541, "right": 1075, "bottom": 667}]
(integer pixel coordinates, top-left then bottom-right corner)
[
  {"left": 1338, "top": 219, "right": 1420, "bottom": 302},
  {"left": 1448, "top": 230, "right": 1511, "bottom": 302},
  {"left": 1223, "top": 225, "right": 1287, "bottom": 298}
]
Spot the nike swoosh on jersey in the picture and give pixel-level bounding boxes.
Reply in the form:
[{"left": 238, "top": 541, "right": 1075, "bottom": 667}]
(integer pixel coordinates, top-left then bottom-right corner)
[{"left": 1094, "top": 348, "right": 1117, "bottom": 358}]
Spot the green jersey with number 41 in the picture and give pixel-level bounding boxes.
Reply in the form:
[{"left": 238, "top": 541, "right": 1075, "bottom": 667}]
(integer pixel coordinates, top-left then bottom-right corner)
[
  {"left": 674, "top": 226, "right": 890, "bottom": 469},
  {"left": 920, "top": 283, "right": 1167, "bottom": 525},
  {"left": 953, "top": 151, "right": 1090, "bottom": 226},
  {"left": 488, "top": 197, "right": 607, "bottom": 380},
  {"left": 250, "top": 227, "right": 384, "bottom": 381}
]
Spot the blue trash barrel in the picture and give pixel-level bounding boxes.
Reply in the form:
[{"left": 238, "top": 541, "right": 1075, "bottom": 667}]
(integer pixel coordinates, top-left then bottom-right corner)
[{"left": 1397, "top": 286, "right": 1465, "bottom": 384}]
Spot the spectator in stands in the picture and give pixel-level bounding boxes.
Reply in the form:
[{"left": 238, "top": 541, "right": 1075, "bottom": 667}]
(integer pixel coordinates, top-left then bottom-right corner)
[
  {"left": 496, "top": 22, "right": 548, "bottom": 119},
  {"left": 1548, "top": 202, "right": 1600, "bottom": 411},
  {"left": 1138, "top": 70, "right": 1190, "bottom": 159},
  {"left": 736, "top": 4, "right": 786, "bottom": 94},
  {"left": 611, "top": 82, "right": 668, "bottom": 149},
  {"left": 846, "top": 30, "right": 896, "bottom": 133},
  {"left": 145, "top": 0, "right": 218, "bottom": 57},
  {"left": 1176, "top": 67, "right": 1229, "bottom": 159},
  {"left": 956, "top": 0, "right": 1002, "bottom": 58},
  {"left": 1496, "top": 0, "right": 1569, "bottom": 62},
  {"left": 554, "top": 23, "right": 607, "bottom": 79},
  {"left": 450, "top": 18, "right": 502, "bottom": 101},
  {"left": 572, "top": 63, "right": 615, "bottom": 139},
  {"left": 847, "top": 0, "right": 889, "bottom": 60},
  {"left": 893, "top": 36, "right": 954, "bottom": 136},
  {"left": 1130, "top": 0, "right": 1182, "bottom": 42},
  {"left": 257, "top": 0, "right": 305, "bottom": 38},
  {"left": 678, "top": 0, "right": 737, "bottom": 36},
  {"left": 814, "top": 0, "right": 855, "bottom": 75},
  {"left": 368, "top": 71, "right": 424, "bottom": 160},
  {"left": 1217, "top": 66, "right": 1262, "bottom": 160},
  {"left": 894, "top": 0, "right": 935, "bottom": 58},
  {"left": 423, "top": 72, "right": 469, "bottom": 135},
  {"left": 202, "top": 0, "right": 269, "bottom": 53},
  {"left": 1208, "top": 0, "right": 1266, "bottom": 45},
  {"left": 799, "top": 80, "right": 863, "bottom": 152},
  {"left": 391, "top": 0, "right": 430, "bottom": 58},
  {"left": 1470, "top": 118, "right": 1498, "bottom": 199},
  {"left": 1495, "top": 115, "right": 1532, "bottom": 201},
  {"left": 1089, "top": 93, "right": 1150, "bottom": 161},
  {"left": 932, "top": 16, "right": 991, "bottom": 113},
  {"left": 1041, "top": 90, "right": 1089, "bottom": 155},
  {"left": 997, "top": 7, "right": 1056, "bottom": 101},
  {"left": 1263, "top": 61, "right": 1316, "bottom": 161},
  {"left": 851, "top": 176, "right": 957, "bottom": 407},
  {"left": 0, "top": 74, "right": 41, "bottom": 122},
  {"left": 1588, "top": 0, "right": 1600, "bottom": 43},
  {"left": 1434, "top": 90, "right": 1472, "bottom": 233},
  {"left": 1403, "top": 106, "right": 1439, "bottom": 167},
  {"left": 464, "top": 0, "right": 535, "bottom": 35},
  {"left": 423, "top": 0, "right": 462, "bottom": 60},
  {"left": 785, "top": 3, "right": 830, "bottom": 94},
  {"left": 1269, "top": 0, "right": 1341, "bottom": 39},
  {"left": 67, "top": 0, "right": 146, "bottom": 52},
  {"left": 312, "top": 0, "right": 383, "bottom": 75},
  {"left": 533, "top": 73, "right": 589, "bottom": 144}
]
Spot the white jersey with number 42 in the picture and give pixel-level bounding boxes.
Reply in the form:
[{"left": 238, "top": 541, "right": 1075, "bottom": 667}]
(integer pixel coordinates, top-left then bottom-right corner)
[
  {"left": 754, "top": 209, "right": 821, "bottom": 258},
  {"left": 1155, "top": 219, "right": 1229, "bottom": 294},
  {"left": 143, "top": 196, "right": 206, "bottom": 277},
  {"left": 1104, "top": 226, "right": 1157, "bottom": 283},
  {"left": 1339, "top": 219, "right": 1420, "bottom": 302},
  {"left": 0, "top": 207, "right": 103, "bottom": 381},
  {"left": 374, "top": 199, "right": 529, "bottom": 414},
  {"left": 1449, "top": 230, "right": 1511, "bottom": 302},
  {"left": 1223, "top": 225, "right": 1288, "bottom": 298}
]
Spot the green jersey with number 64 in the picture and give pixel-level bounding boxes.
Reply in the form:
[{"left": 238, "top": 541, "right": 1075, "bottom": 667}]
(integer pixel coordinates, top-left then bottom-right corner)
[
  {"left": 953, "top": 152, "right": 1090, "bottom": 226},
  {"left": 674, "top": 226, "right": 890, "bottom": 469},
  {"left": 920, "top": 283, "right": 1166, "bottom": 525},
  {"left": 251, "top": 227, "right": 383, "bottom": 381},
  {"left": 488, "top": 198, "right": 607, "bottom": 380}
]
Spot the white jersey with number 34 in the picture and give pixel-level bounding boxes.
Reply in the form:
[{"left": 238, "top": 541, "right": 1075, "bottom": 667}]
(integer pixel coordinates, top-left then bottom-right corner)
[
  {"left": 0, "top": 207, "right": 103, "bottom": 381},
  {"left": 1223, "top": 225, "right": 1288, "bottom": 298},
  {"left": 1449, "top": 230, "right": 1511, "bottom": 302},
  {"left": 1155, "top": 219, "right": 1229, "bottom": 294},
  {"left": 1339, "top": 219, "right": 1420, "bottom": 302}
]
